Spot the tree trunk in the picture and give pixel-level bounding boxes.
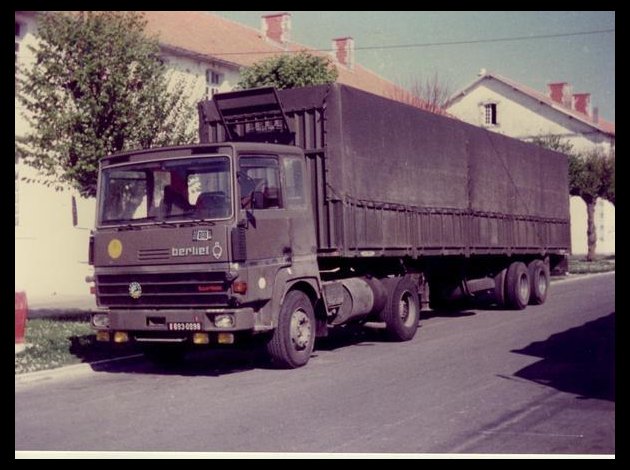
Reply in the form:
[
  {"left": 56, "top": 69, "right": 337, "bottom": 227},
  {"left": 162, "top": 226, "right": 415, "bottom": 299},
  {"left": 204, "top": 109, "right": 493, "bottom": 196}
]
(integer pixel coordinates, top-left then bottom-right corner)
[{"left": 586, "top": 198, "right": 597, "bottom": 261}]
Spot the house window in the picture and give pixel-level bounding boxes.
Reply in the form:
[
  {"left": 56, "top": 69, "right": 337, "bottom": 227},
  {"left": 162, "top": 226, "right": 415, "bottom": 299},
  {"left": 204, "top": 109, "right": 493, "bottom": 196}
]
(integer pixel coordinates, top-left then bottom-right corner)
[
  {"left": 206, "top": 70, "right": 222, "bottom": 85},
  {"left": 205, "top": 70, "right": 223, "bottom": 99},
  {"left": 484, "top": 103, "right": 497, "bottom": 126}
]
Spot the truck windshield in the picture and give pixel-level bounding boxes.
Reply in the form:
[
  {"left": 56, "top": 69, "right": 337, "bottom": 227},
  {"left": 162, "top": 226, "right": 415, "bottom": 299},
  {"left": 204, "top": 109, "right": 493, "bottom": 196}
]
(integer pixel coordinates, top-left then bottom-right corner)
[{"left": 98, "top": 156, "right": 232, "bottom": 225}]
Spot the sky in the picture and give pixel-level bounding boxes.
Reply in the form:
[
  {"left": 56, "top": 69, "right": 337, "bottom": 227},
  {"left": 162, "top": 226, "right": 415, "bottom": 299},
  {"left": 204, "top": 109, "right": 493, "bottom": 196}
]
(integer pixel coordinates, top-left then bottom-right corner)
[{"left": 214, "top": 11, "right": 615, "bottom": 122}]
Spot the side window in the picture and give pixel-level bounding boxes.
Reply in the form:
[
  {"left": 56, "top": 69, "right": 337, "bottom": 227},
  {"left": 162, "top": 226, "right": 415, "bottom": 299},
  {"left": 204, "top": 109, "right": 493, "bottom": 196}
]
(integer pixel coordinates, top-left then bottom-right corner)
[
  {"left": 283, "top": 157, "right": 306, "bottom": 207},
  {"left": 239, "top": 156, "right": 281, "bottom": 209}
]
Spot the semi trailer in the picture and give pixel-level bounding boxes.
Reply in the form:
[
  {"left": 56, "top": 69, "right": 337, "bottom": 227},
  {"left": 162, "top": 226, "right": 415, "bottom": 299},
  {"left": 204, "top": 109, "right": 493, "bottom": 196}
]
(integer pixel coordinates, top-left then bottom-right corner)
[{"left": 89, "top": 83, "right": 570, "bottom": 368}]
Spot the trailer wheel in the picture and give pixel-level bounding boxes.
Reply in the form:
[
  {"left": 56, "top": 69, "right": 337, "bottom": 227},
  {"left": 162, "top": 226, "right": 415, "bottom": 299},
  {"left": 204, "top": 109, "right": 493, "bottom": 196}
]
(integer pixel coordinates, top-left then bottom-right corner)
[
  {"left": 266, "top": 290, "right": 315, "bottom": 369},
  {"left": 505, "top": 262, "right": 530, "bottom": 310},
  {"left": 528, "top": 259, "right": 550, "bottom": 305},
  {"left": 381, "top": 277, "right": 420, "bottom": 341}
]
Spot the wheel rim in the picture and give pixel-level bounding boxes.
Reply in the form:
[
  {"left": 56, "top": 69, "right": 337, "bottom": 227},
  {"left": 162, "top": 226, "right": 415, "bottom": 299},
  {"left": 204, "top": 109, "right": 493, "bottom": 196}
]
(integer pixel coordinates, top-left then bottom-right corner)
[
  {"left": 398, "top": 291, "right": 417, "bottom": 327},
  {"left": 538, "top": 270, "right": 548, "bottom": 296},
  {"left": 290, "top": 308, "right": 312, "bottom": 351},
  {"left": 518, "top": 273, "right": 530, "bottom": 302}
]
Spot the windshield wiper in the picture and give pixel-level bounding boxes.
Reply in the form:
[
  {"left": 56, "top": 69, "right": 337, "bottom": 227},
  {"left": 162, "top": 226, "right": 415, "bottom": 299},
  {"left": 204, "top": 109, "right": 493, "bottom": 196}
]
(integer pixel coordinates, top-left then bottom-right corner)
[
  {"left": 116, "top": 224, "right": 143, "bottom": 231},
  {"left": 156, "top": 220, "right": 178, "bottom": 228},
  {"left": 178, "top": 219, "right": 216, "bottom": 227}
]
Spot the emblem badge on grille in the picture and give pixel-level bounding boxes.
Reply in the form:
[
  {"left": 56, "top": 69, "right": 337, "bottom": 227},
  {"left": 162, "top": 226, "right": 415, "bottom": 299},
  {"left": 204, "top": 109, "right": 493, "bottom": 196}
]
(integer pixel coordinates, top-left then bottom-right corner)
[
  {"left": 193, "top": 229, "right": 212, "bottom": 241},
  {"left": 128, "top": 281, "right": 142, "bottom": 299},
  {"left": 212, "top": 242, "right": 223, "bottom": 260}
]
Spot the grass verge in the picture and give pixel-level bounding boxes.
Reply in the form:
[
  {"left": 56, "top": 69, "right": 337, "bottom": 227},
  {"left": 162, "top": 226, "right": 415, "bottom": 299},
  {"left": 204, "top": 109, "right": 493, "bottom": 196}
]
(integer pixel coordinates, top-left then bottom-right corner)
[
  {"left": 568, "top": 255, "right": 615, "bottom": 274},
  {"left": 15, "top": 319, "right": 135, "bottom": 375}
]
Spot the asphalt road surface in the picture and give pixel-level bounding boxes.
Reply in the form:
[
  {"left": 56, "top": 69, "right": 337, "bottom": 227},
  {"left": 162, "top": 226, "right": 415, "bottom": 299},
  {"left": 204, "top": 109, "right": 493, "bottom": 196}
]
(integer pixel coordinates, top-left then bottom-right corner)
[{"left": 15, "top": 273, "right": 615, "bottom": 456}]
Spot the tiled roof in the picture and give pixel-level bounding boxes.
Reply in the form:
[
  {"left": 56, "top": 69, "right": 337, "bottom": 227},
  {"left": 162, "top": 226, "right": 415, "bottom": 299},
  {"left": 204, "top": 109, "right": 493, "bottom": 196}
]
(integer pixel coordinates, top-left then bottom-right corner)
[
  {"left": 446, "top": 71, "right": 615, "bottom": 136},
  {"left": 141, "top": 11, "right": 440, "bottom": 111}
]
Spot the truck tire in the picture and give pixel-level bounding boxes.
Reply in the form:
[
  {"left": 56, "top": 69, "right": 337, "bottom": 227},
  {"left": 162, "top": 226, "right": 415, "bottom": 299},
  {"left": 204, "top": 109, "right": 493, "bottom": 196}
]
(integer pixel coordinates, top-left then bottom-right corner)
[
  {"left": 381, "top": 277, "right": 420, "bottom": 341},
  {"left": 505, "top": 262, "right": 530, "bottom": 310},
  {"left": 528, "top": 259, "right": 550, "bottom": 305},
  {"left": 266, "top": 290, "right": 315, "bottom": 369}
]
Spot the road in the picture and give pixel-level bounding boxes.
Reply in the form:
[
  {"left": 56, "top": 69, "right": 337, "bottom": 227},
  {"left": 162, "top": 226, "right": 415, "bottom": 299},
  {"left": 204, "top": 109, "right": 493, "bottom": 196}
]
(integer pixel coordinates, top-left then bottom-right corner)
[{"left": 15, "top": 273, "right": 615, "bottom": 456}]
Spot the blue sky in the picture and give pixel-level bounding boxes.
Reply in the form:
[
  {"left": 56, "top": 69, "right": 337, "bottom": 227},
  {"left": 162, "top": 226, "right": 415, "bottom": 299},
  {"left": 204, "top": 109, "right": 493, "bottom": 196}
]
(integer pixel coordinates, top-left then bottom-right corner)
[{"left": 214, "top": 11, "right": 615, "bottom": 121}]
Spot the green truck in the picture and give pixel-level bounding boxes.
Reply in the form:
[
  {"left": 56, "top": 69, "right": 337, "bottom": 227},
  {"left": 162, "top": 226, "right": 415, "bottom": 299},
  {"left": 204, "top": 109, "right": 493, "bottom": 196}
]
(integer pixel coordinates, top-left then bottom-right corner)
[{"left": 89, "top": 84, "right": 570, "bottom": 368}]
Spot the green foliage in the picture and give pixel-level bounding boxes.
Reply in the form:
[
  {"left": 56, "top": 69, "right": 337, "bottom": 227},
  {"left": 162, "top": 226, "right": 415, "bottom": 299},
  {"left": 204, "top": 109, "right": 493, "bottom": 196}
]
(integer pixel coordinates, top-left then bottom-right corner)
[
  {"left": 529, "top": 134, "right": 574, "bottom": 155},
  {"left": 568, "top": 255, "right": 615, "bottom": 274},
  {"left": 530, "top": 135, "right": 614, "bottom": 205},
  {"left": 237, "top": 51, "right": 338, "bottom": 90},
  {"left": 568, "top": 150, "right": 615, "bottom": 205},
  {"left": 17, "top": 12, "right": 196, "bottom": 198},
  {"left": 531, "top": 134, "right": 615, "bottom": 260}
]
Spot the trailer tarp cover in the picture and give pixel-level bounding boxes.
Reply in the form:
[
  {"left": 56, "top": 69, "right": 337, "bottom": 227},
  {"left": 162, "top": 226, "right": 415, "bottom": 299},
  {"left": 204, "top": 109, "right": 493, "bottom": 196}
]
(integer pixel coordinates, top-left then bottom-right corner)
[{"left": 199, "top": 83, "right": 570, "bottom": 255}]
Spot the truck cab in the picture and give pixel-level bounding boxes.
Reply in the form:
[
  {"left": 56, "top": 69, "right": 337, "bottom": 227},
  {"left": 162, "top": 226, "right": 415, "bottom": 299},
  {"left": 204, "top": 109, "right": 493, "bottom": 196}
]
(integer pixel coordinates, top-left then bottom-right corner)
[{"left": 90, "top": 142, "right": 322, "bottom": 367}]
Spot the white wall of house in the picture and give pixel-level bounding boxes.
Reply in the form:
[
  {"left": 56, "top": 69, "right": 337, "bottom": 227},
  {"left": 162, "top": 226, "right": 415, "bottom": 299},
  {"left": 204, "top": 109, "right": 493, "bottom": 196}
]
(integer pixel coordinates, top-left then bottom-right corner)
[
  {"left": 15, "top": 12, "right": 241, "bottom": 299},
  {"left": 446, "top": 78, "right": 615, "bottom": 256},
  {"left": 446, "top": 79, "right": 614, "bottom": 153}
]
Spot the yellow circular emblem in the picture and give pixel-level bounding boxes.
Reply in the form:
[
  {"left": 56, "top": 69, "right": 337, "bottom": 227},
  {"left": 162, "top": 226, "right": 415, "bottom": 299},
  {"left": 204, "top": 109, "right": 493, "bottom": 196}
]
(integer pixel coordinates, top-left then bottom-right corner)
[{"left": 107, "top": 239, "right": 123, "bottom": 259}]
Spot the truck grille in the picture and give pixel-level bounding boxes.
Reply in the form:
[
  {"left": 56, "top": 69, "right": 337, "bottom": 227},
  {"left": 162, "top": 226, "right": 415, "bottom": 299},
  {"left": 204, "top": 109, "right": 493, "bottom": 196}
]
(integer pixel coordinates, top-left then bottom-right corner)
[
  {"left": 96, "top": 271, "right": 229, "bottom": 308},
  {"left": 138, "top": 248, "right": 171, "bottom": 261}
]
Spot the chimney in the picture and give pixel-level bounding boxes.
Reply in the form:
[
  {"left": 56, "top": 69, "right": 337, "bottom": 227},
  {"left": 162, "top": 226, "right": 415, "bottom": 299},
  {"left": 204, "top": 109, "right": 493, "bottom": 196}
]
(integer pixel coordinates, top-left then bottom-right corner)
[
  {"left": 592, "top": 106, "right": 599, "bottom": 124},
  {"left": 548, "top": 82, "right": 573, "bottom": 107},
  {"left": 332, "top": 37, "right": 355, "bottom": 69},
  {"left": 572, "top": 93, "right": 591, "bottom": 116},
  {"left": 261, "top": 13, "right": 291, "bottom": 44}
]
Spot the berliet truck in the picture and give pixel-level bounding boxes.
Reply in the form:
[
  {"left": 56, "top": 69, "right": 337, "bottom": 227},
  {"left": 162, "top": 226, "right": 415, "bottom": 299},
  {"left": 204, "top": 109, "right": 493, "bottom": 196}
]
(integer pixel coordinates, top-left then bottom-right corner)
[{"left": 89, "top": 84, "right": 570, "bottom": 368}]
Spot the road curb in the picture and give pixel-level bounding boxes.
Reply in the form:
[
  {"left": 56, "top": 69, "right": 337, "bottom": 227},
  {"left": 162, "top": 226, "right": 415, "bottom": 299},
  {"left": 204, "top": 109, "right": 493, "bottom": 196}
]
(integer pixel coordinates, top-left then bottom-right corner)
[
  {"left": 15, "top": 354, "right": 144, "bottom": 385},
  {"left": 551, "top": 271, "right": 615, "bottom": 284}
]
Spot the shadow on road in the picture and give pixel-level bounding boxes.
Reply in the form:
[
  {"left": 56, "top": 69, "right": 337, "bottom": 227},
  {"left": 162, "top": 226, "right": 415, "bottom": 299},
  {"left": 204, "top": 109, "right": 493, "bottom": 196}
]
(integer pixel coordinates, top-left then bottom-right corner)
[
  {"left": 89, "top": 346, "right": 265, "bottom": 377},
  {"left": 89, "top": 325, "right": 387, "bottom": 376},
  {"left": 511, "top": 312, "right": 615, "bottom": 401},
  {"left": 315, "top": 323, "right": 382, "bottom": 352},
  {"left": 420, "top": 309, "right": 477, "bottom": 320}
]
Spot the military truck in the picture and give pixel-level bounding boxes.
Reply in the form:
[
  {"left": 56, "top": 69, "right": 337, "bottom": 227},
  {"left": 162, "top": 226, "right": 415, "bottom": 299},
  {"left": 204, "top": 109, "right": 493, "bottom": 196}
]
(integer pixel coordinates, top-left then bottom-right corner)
[{"left": 88, "top": 84, "right": 569, "bottom": 368}]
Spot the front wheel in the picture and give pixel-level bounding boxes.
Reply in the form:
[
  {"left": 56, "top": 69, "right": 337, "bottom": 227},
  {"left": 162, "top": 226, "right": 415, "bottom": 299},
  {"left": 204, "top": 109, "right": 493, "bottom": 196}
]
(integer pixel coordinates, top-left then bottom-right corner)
[{"left": 266, "top": 290, "right": 315, "bottom": 369}]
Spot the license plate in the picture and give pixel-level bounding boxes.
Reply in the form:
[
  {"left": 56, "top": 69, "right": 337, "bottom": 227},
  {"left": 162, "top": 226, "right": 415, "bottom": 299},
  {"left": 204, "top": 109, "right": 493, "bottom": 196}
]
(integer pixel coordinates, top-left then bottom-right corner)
[{"left": 167, "top": 322, "right": 202, "bottom": 331}]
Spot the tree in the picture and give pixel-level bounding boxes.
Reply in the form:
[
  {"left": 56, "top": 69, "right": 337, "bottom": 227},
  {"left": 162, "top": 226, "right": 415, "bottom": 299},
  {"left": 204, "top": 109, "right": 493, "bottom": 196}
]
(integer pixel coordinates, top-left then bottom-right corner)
[
  {"left": 17, "top": 11, "right": 196, "bottom": 198},
  {"left": 237, "top": 51, "right": 338, "bottom": 90},
  {"left": 531, "top": 135, "right": 615, "bottom": 261},
  {"left": 388, "top": 72, "right": 451, "bottom": 114}
]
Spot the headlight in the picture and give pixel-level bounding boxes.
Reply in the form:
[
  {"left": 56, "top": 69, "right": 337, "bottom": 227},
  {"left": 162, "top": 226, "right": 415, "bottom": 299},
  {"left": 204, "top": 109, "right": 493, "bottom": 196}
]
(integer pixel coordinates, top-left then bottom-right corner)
[
  {"left": 92, "top": 313, "right": 110, "bottom": 328},
  {"left": 214, "top": 314, "right": 235, "bottom": 328}
]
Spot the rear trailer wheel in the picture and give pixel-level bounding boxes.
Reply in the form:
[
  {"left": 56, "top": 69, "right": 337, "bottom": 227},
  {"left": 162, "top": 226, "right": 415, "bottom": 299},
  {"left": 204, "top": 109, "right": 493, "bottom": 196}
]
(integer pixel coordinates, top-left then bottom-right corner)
[
  {"left": 528, "top": 259, "right": 550, "bottom": 305},
  {"left": 505, "top": 262, "right": 530, "bottom": 310},
  {"left": 266, "top": 290, "right": 315, "bottom": 369},
  {"left": 381, "top": 277, "right": 420, "bottom": 341}
]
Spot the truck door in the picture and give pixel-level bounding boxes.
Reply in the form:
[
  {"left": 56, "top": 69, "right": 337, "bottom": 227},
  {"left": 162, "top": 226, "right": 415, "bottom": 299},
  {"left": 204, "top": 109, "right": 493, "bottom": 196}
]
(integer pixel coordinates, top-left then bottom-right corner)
[{"left": 238, "top": 155, "right": 291, "bottom": 261}]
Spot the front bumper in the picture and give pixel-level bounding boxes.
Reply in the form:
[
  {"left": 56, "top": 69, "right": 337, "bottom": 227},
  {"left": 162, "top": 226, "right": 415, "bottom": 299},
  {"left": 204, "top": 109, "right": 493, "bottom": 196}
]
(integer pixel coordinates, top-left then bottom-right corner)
[{"left": 92, "top": 307, "right": 256, "bottom": 333}]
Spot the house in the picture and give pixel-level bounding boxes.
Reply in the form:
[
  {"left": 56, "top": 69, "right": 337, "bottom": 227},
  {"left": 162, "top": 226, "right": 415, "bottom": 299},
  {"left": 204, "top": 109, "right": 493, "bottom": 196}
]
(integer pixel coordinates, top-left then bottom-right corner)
[
  {"left": 141, "top": 11, "right": 417, "bottom": 101},
  {"left": 15, "top": 11, "right": 426, "bottom": 299},
  {"left": 445, "top": 70, "right": 615, "bottom": 255}
]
